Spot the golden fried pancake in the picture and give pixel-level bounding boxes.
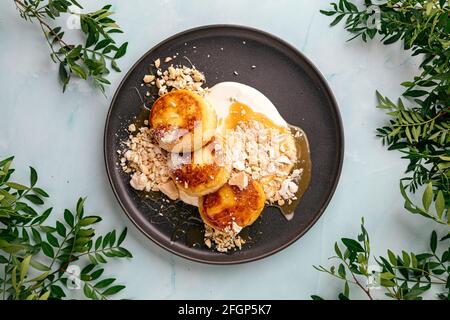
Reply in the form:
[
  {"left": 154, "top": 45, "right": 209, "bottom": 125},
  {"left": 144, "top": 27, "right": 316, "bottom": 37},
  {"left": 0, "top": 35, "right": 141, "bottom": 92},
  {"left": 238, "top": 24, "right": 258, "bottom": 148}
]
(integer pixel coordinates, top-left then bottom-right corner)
[
  {"left": 150, "top": 89, "right": 217, "bottom": 152},
  {"left": 199, "top": 179, "right": 266, "bottom": 231},
  {"left": 168, "top": 142, "right": 230, "bottom": 197}
]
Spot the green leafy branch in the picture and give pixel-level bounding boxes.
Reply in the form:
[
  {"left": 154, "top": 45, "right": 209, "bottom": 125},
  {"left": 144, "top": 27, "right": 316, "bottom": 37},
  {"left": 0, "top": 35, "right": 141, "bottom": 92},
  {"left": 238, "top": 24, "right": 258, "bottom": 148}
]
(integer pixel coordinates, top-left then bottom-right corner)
[
  {"left": 318, "top": 1, "right": 450, "bottom": 300},
  {"left": 14, "top": 0, "right": 128, "bottom": 94},
  {"left": 313, "top": 218, "right": 373, "bottom": 300},
  {"left": 313, "top": 218, "right": 450, "bottom": 300},
  {"left": 376, "top": 92, "right": 449, "bottom": 197},
  {"left": 321, "top": 0, "right": 450, "bottom": 112},
  {"left": 0, "top": 156, "right": 132, "bottom": 300}
]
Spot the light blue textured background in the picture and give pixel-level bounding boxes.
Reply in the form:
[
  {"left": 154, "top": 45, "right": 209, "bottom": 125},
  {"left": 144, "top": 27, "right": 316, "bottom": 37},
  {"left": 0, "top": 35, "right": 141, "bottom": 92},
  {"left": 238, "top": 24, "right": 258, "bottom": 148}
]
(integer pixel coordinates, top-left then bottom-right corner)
[{"left": 0, "top": 0, "right": 440, "bottom": 299}]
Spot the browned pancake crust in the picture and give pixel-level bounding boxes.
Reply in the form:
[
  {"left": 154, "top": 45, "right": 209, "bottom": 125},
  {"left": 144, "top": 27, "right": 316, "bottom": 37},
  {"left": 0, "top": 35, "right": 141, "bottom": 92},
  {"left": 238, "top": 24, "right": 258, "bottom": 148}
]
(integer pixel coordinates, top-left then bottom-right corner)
[
  {"left": 199, "top": 180, "right": 266, "bottom": 231},
  {"left": 172, "top": 163, "right": 222, "bottom": 188},
  {"left": 150, "top": 89, "right": 202, "bottom": 134}
]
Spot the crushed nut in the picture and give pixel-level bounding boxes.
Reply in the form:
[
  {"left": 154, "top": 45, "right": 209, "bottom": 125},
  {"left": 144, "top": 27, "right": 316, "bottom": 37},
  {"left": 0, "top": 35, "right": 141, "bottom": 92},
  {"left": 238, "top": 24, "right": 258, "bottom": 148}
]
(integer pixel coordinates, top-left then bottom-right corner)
[
  {"left": 150, "top": 64, "right": 207, "bottom": 96},
  {"left": 143, "top": 75, "right": 155, "bottom": 83},
  {"left": 203, "top": 225, "right": 245, "bottom": 252},
  {"left": 128, "top": 124, "right": 136, "bottom": 132},
  {"left": 158, "top": 180, "right": 179, "bottom": 200},
  {"left": 228, "top": 172, "right": 248, "bottom": 190},
  {"left": 120, "top": 126, "right": 170, "bottom": 193},
  {"left": 223, "top": 120, "right": 299, "bottom": 204}
]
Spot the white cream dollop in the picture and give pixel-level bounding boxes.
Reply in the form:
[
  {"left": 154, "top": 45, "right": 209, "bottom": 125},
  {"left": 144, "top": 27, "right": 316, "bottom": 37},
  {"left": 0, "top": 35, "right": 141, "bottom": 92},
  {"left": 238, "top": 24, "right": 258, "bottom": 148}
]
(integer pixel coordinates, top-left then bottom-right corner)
[{"left": 205, "top": 82, "right": 288, "bottom": 126}]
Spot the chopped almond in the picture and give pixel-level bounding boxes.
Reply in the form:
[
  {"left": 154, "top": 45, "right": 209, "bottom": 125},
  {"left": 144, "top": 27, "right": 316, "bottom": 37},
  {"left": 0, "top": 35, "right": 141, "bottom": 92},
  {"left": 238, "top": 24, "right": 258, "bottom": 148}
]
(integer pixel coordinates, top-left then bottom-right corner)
[
  {"left": 228, "top": 172, "right": 248, "bottom": 190},
  {"left": 158, "top": 180, "right": 179, "bottom": 200},
  {"left": 143, "top": 75, "right": 155, "bottom": 83}
]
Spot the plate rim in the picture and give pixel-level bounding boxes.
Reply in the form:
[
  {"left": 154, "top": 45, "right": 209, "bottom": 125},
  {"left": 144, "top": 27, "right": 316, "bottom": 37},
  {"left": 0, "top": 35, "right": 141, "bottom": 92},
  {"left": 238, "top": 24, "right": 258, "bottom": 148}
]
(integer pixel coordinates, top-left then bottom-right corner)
[{"left": 104, "top": 24, "right": 345, "bottom": 265}]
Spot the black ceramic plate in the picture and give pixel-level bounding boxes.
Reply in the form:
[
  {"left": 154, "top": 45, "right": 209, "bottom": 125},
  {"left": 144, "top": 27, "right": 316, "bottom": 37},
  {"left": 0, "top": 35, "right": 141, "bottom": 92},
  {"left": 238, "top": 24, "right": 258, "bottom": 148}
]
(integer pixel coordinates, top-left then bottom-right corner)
[{"left": 104, "top": 25, "right": 344, "bottom": 264}]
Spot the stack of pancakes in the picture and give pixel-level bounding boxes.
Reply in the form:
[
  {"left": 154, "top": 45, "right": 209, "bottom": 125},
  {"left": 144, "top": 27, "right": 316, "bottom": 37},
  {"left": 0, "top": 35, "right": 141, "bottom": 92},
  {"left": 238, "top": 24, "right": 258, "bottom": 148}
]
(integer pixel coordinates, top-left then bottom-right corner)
[{"left": 150, "top": 89, "right": 266, "bottom": 232}]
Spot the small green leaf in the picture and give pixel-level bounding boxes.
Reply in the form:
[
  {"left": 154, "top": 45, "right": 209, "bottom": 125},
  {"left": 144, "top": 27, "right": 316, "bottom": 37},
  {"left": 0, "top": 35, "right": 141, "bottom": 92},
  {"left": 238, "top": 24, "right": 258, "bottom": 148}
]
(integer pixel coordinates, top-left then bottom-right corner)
[
  {"left": 77, "top": 228, "right": 95, "bottom": 237},
  {"left": 64, "top": 209, "right": 74, "bottom": 227},
  {"left": 320, "top": 10, "right": 336, "bottom": 16},
  {"left": 380, "top": 272, "right": 395, "bottom": 280},
  {"left": 430, "top": 231, "right": 437, "bottom": 253},
  {"left": 94, "top": 38, "right": 113, "bottom": 50},
  {"left": 88, "top": 254, "right": 98, "bottom": 265},
  {"left": 39, "top": 225, "right": 55, "bottom": 233},
  {"left": 33, "top": 187, "right": 49, "bottom": 198},
  {"left": 76, "top": 197, "right": 86, "bottom": 218},
  {"left": 109, "top": 230, "right": 116, "bottom": 247},
  {"left": 59, "top": 62, "right": 69, "bottom": 92},
  {"left": 41, "top": 242, "right": 54, "bottom": 258},
  {"left": 6, "top": 182, "right": 29, "bottom": 190},
  {"left": 435, "top": 191, "right": 445, "bottom": 219},
  {"left": 411, "top": 253, "right": 418, "bottom": 268},
  {"left": 81, "top": 264, "right": 95, "bottom": 275},
  {"left": 30, "top": 259, "right": 50, "bottom": 272},
  {"left": 79, "top": 216, "right": 102, "bottom": 226},
  {"left": 30, "top": 167, "right": 38, "bottom": 186},
  {"left": 50, "top": 285, "right": 66, "bottom": 298},
  {"left": 380, "top": 279, "right": 396, "bottom": 287},
  {"left": 20, "top": 255, "right": 32, "bottom": 283},
  {"left": 107, "top": 28, "right": 123, "bottom": 34},
  {"left": 338, "top": 264, "right": 346, "bottom": 278},
  {"left": 90, "top": 268, "right": 104, "bottom": 281},
  {"left": 401, "top": 81, "right": 415, "bottom": 88},
  {"left": 94, "top": 278, "right": 115, "bottom": 289},
  {"left": 343, "top": 281, "right": 349, "bottom": 298},
  {"left": 95, "top": 236, "right": 103, "bottom": 250},
  {"left": 70, "top": 64, "right": 87, "bottom": 80},
  {"left": 405, "top": 127, "right": 413, "bottom": 143},
  {"left": 46, "top": 232, "right": 59, "bottom": 247},
  {"left": 111, "top": 59, "right": 121, "bottom": 72},
  {"left": 114, "top": 42, "right": 128, "bottom": 59},
  {"left": 422, "top": 182, "right": 433, "bottom": 211},
  {"left": 432, "top": 269, "right": 446, "bottom": 275},
  {"left": 387, "top": 250, "right": 397, "bottom": 265},
  {"left": 31, "top": 227, "right": 42, "bottom": 243},
  {"left": 39, "top": 291, "right": 51, "bottom": 300},
  {"left": 70, "top": 0, "right": 83, "bottom": 8},
  {"left": 384, "top": 32, "right": 402, "bottom": 45},
  {"left": 403, "top": 89, "right": 428, "bottom": 97},
  {"left": 95, "top": 77, "right": 111, "bottom": 85},
  {"left": 83, "top": 284, "right": 93, "bottom": 298},
  {"left": 27, "top": 271, "right": 50, "bottom": 283},
  {"left": 95, "top": 253, "right": 107, "bottom": 263},
  {"left": 25, "top": 194, "right": 44, "bottom": 205},
  {"left": 330, "top": 14, "right": 345, "bottom": 27},
  {"left": 117, "top": 247, "right": 132, "bottom": 258},
  {"left": 56, "top": 221, "right": 66, "bottom": 237},
  {"left": 102, "top": 232, "right": 111, "bottom": 248},
  {"left": 75, "top": 237, "right": 90, "bottom": 246},
  {"left": 117, "top": 228, "right": 127, "bottom": 246},
  {"left": 402, "top": 251, "right": 410, "bottom": 267},
  {"left": 341, "top": 238, "right": 365, "bottom": 253},
  {"left": 102, "top": 285, "right": 125, "bottom": 296}
]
